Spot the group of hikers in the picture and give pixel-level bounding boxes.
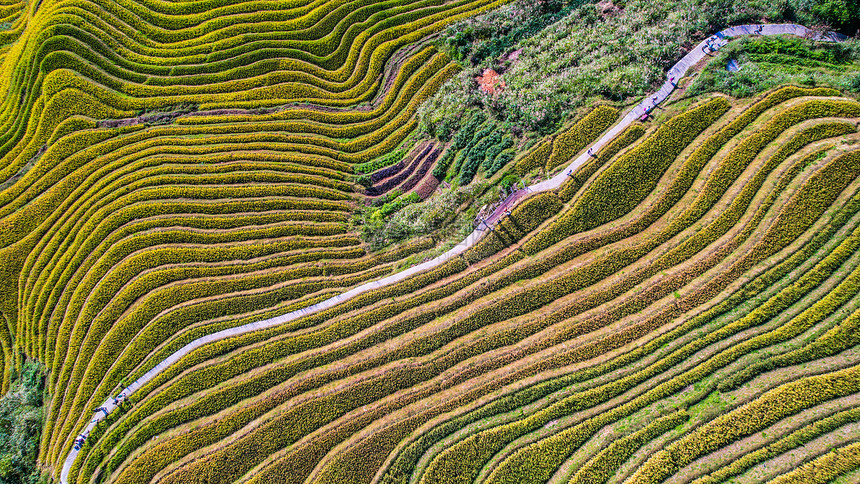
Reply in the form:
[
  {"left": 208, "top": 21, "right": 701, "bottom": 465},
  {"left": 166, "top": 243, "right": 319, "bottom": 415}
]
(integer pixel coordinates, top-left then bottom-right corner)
[{"left": 74, "top": 390, "right": 129, "bottom": 451}]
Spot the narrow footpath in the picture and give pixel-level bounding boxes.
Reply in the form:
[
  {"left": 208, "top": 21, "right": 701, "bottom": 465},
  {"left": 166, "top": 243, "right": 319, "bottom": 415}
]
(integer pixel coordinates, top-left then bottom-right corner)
[{"left": 59, "top": 23, "right": 847, "bottom": 483}]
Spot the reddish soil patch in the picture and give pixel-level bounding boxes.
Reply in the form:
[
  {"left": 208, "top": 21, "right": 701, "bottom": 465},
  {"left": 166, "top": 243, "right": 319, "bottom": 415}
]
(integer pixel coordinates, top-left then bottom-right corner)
[{"left": 476, "top": 69, "right": 506, "bottom": 95}]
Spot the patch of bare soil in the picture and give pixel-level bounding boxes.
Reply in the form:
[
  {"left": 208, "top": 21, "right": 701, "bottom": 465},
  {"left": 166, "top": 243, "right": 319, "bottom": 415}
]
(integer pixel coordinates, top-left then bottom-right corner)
[
  {"left": 597, "top": 0, "right": 623, "bottom": 19},
  {"left": 476, "top": 68, "right": 506, "bottom": 95},
  {"left": 504, "top": 49, "right": 522, "bottom": 63},
  {"left": 416, "top": 173, "right": 442, "bottom": 200},
  {"left": 366, "top": 141, "right": 433, "bottom": 197},
  {"left": 400, "top": 145, "right": 441, "bottom": 193}
]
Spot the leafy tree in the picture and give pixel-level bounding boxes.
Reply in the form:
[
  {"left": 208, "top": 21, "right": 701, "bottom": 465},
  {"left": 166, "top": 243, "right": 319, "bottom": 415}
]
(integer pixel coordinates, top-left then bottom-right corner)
[
  {"left": 0, "top": 363, "right": 46, "bottom": 484},
  {"left": 808, "top": 0, "right": 860, "bottom": 26}
]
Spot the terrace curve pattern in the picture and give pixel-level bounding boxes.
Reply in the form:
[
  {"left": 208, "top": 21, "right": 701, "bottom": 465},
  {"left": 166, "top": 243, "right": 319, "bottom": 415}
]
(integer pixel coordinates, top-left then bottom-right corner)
[{"left": 0, "top": 2, "right": 856, "bottom": 481}]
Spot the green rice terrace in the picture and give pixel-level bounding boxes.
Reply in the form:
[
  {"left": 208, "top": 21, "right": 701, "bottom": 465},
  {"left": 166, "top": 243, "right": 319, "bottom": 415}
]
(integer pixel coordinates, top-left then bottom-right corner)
[{"left": 1, "top": 0, "right": 860, "bottom": 483}]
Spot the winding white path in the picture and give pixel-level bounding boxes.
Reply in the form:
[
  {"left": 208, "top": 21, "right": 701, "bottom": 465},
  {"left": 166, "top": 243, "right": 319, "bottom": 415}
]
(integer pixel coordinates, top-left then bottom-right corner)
[{"left": 59, "top": 23, "right": 846, "bottom": 483}]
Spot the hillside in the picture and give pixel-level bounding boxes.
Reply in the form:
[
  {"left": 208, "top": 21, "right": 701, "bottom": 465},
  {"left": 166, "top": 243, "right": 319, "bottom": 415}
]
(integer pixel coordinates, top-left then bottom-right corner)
[{"left": 0, "top": 0, "right": 859, "bottom": 483}]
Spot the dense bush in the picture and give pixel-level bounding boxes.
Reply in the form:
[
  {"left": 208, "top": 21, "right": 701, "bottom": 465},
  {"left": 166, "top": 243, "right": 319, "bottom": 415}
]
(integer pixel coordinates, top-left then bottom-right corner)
[{"left": 0, "top": 363, "right": 45, "bottom": 484}]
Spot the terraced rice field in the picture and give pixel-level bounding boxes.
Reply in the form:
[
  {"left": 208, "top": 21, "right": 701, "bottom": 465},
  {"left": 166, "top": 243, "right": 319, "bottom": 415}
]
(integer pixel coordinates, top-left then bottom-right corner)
[{"left": 0, "top": 0, "right": 859, "bottom": 482}]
